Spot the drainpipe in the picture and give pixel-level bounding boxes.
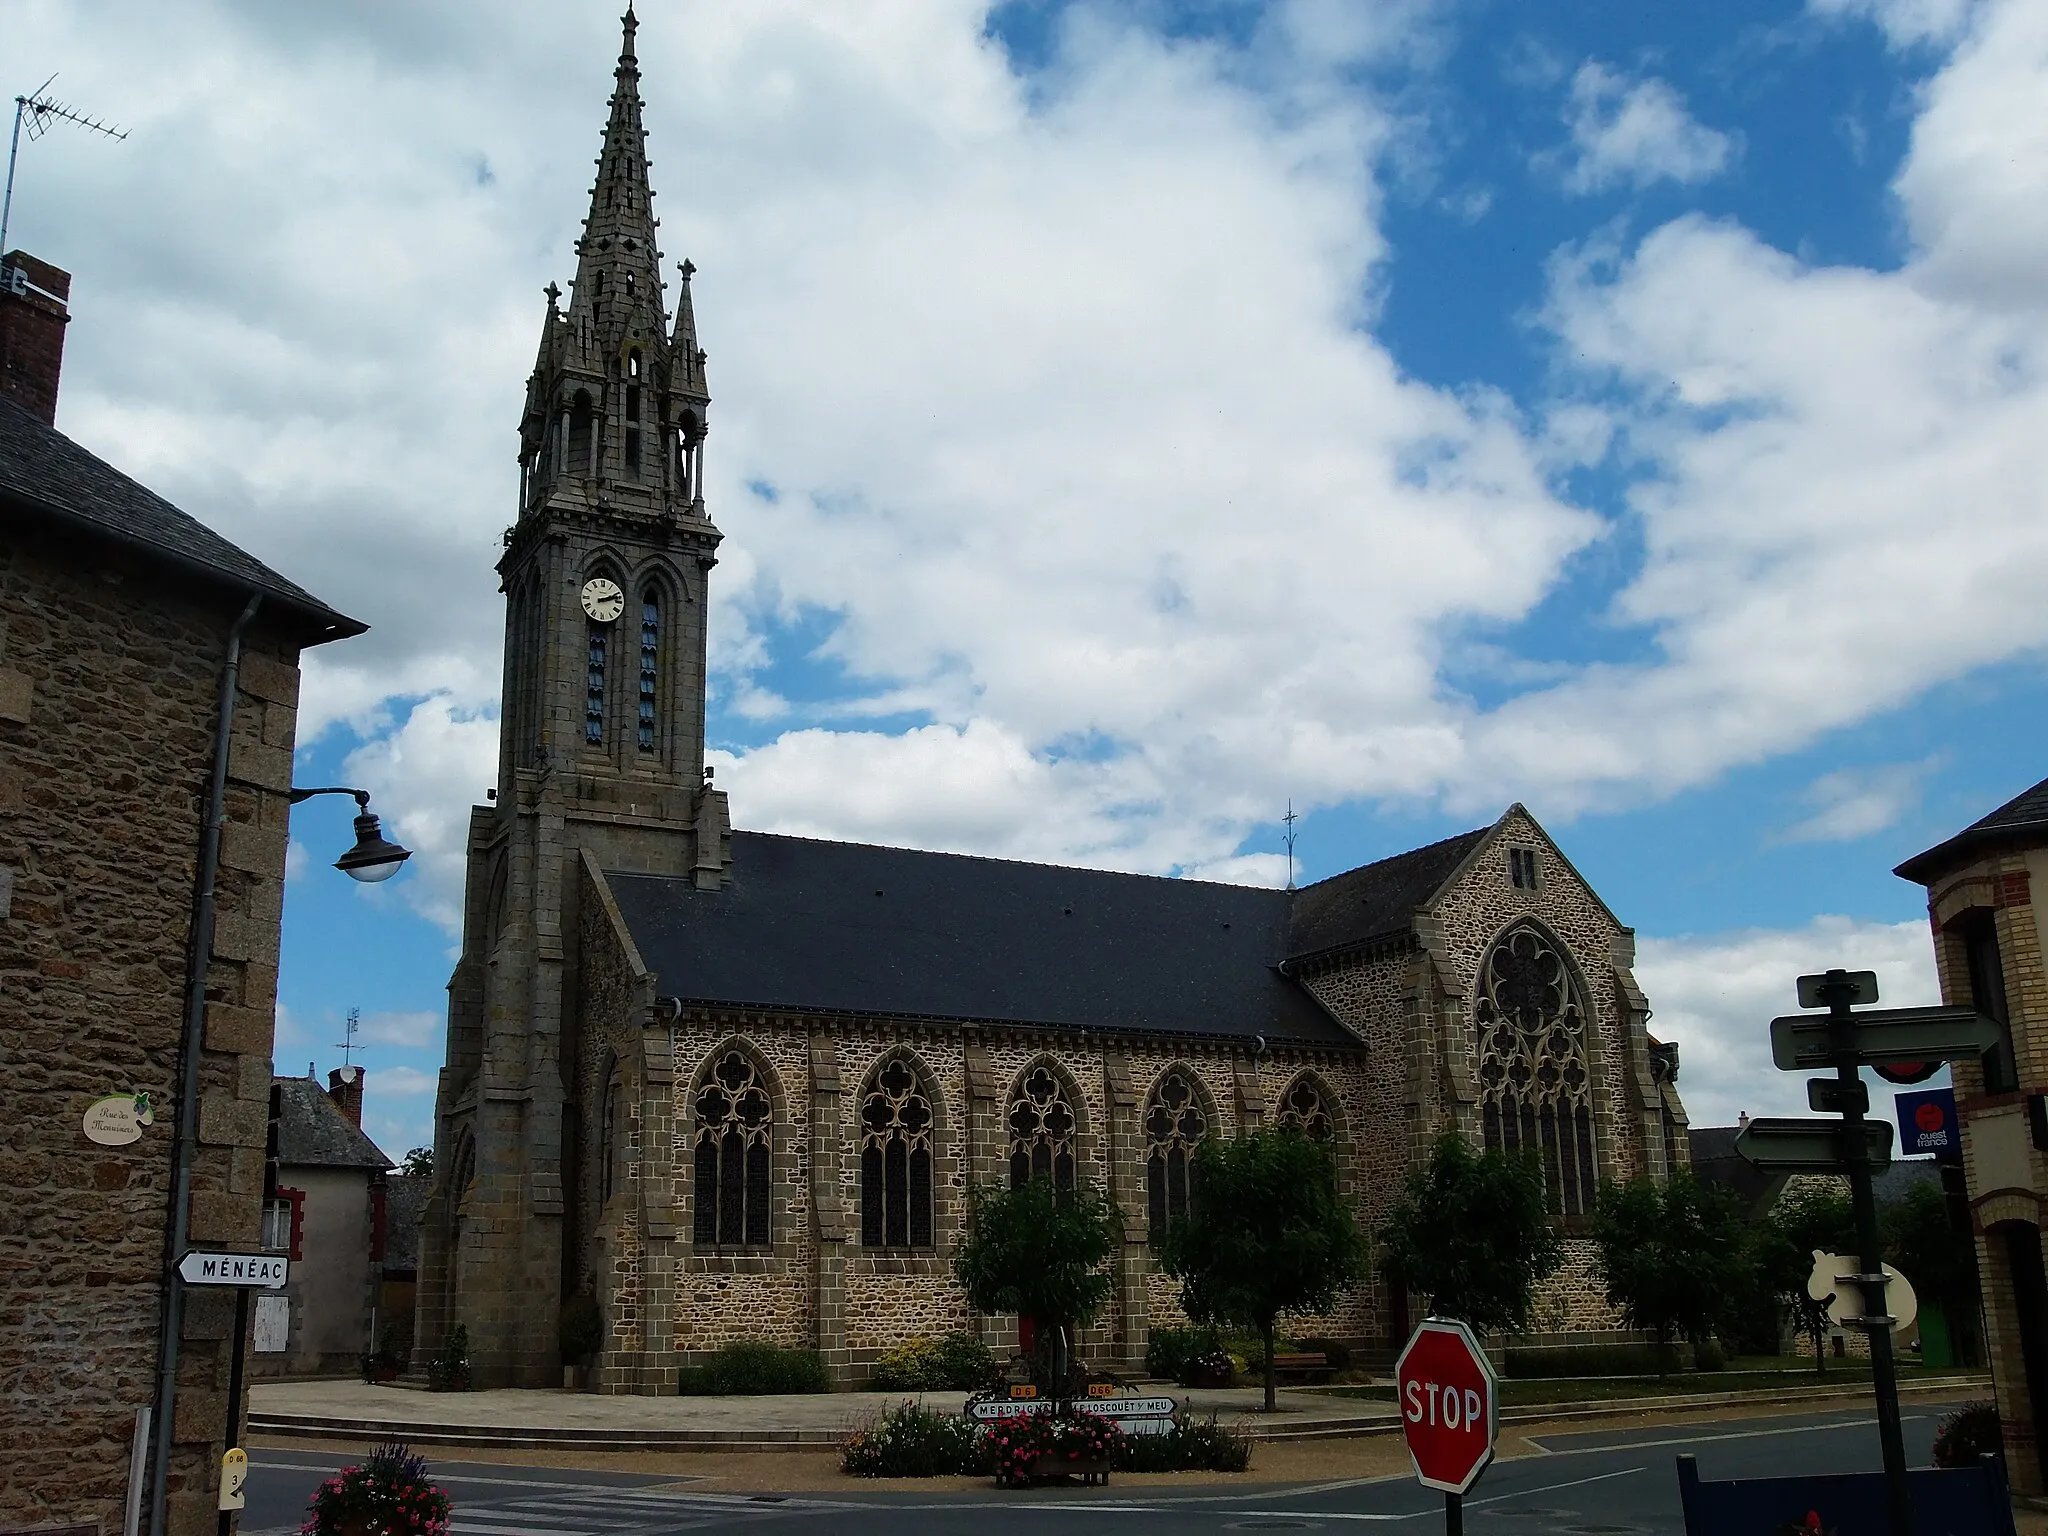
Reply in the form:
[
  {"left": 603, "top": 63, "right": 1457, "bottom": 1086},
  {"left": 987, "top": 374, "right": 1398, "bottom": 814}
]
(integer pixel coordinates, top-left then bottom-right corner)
[{"left": 147, "top": 593, "right": 261, "bottom": 1536}]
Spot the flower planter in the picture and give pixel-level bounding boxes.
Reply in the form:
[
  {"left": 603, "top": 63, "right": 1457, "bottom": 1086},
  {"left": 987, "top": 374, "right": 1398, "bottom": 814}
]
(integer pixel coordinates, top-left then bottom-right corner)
[{"left": 1000, "top": 1454, "right": 1110, "bottom": 1488}]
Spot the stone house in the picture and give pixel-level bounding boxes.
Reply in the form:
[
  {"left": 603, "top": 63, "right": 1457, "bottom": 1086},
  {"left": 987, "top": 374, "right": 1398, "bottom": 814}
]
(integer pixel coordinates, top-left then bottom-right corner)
[
  {"left": 1897, "top": 773, "right": 2048, "bottom": 1491},
  {"left": 0, "top": 246, "right": 362, "bottom": 1533},
  {"left": 250, "top": 1069, "right": 394, "bottom": 1378},
  {"left": 414, "top": 13, "right": 1690, "bottom": 1394}
]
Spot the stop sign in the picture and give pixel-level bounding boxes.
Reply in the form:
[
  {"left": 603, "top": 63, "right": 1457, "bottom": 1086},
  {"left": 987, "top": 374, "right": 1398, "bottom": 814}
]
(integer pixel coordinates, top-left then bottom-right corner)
[{"left": 1395, "top": 1318, "right": 1498, "bottom": 1494}]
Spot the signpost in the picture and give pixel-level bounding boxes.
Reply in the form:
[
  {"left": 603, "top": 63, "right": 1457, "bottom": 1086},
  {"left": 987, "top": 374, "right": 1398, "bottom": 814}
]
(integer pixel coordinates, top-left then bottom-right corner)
[
  {"left": 1396, "top": 1318, "right": 1497, "bottom": 1534},
  {"left": 967, "top": 1392, "right": 1177, "bottom": 1435},
  {"left": 1736, "top": 968, "right": 2003, "bottom": 1536},
  {"left": 176, "top": 1252, "right": 288, "bottom": 1288}
]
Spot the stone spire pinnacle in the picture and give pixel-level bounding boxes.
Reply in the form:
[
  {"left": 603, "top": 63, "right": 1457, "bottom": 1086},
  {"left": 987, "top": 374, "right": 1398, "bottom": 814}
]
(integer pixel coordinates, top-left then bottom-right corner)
[{"left": 565, "top": 7, "right": 665, "bottom": 340}]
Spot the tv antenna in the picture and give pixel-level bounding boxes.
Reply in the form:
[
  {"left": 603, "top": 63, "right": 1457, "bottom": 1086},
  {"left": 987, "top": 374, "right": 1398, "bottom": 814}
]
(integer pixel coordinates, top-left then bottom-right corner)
[
  {"left": 1283, "top": 800, "right": 1300, "bottom": 891},
  {"left": 336, "top": 1007, "right": 361, "bottom": 1069},
  {"left": 3, "top": 75, "right": 128, "bottom": 264}
]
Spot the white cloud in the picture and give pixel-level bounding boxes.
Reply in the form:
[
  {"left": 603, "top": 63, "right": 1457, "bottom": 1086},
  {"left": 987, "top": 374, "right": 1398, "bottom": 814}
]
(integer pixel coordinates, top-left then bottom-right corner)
[
  {"left": 1637, "top": 915, "right": 1941, "bottom": 1131},
  {"left": 6, "top": 0, "right": 2043, "bottom": 909},
  {"left": 1552, "top": 62, "right": 1736, "bottom": 194},
  {"left": 1778, "top": 760, "right": 1940, "bottom": 844},
  {"left": 369, "top": 1064, "right": 438, "bottom": 1098},
  {"left": 357, "top": 1010, "right": 445, "bottom": 1050},
  {"left": 1810, "top": 0, "right": 1978, "bottom": 48}
]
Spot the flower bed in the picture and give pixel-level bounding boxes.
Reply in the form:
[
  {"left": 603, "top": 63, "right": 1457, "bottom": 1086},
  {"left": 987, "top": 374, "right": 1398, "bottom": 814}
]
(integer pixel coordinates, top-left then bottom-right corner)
[
  {"left": 986, "top": 1410, "right": 1122, "bottom": 1487},
  {"left": 301, "top": 1444, "right": 452, "bottom": 1536}
]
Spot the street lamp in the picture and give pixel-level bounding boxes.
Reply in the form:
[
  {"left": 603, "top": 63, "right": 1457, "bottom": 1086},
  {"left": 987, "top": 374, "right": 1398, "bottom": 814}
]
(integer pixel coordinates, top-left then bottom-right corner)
[{"left": 288, "top": 786, "right": 412, "bottom": 882}]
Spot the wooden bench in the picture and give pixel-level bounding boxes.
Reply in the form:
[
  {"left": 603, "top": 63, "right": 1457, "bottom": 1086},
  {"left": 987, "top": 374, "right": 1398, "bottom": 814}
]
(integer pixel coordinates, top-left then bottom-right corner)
[{"left": 1269, "top": 1351, "right": 1334, "bottom": 1385}]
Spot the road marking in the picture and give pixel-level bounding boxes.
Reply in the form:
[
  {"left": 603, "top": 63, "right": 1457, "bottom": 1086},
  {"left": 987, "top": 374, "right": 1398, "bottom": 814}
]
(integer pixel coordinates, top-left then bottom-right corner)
[
  {"left": 1528, "top": 1412, "right": 1932, "bottom": 1457},
  {"left": 250, "top": 1458, "right": 700, "bottom": 1494},
  {"left": 1461, "top": 1464, "right": 1643, "bottom": 1510}
]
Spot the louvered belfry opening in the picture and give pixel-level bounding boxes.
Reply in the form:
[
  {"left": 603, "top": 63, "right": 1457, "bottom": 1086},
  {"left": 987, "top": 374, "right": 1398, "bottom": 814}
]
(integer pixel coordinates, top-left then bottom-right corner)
[
  {"left": 1476, "top": 923, "right": 1597, "bottom": 1216},
  {"left": 692, "top": 1049, "right": 772, "bottom": 1247},
  {"left": 859, "top": 1057, "right": 934, "bottom": 1248}
]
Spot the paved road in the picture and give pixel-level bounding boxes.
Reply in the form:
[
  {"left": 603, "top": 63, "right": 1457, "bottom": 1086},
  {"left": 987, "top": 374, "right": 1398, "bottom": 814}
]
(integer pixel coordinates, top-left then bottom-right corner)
[{"left": 242, "top": 1399, "right": 1959, "bottom": 1535}]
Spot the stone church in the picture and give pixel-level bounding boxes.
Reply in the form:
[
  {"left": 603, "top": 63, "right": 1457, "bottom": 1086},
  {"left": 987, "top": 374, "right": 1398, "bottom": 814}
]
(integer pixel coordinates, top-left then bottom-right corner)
[{"left": 416, "top": 11, "right": 1690, "bottom": 1392}]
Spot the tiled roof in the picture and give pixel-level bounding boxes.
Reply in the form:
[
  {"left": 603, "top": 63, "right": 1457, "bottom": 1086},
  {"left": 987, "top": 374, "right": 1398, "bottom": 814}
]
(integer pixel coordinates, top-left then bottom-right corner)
[
  {"left": 0, "top": 396, "right": 362, "bottom": 642},
  {"left": 274, "top": 1076, "right": 392, "bottom": 1170},
  {"left": 608, "top": 831, "right": 1357, "bottom": 1046},
  {"left": 1895, "top": 773, "right": 2048, "bottom": 884},
  {"left": 1284, "top": 828, "right": 1491, "bottom": 962}
]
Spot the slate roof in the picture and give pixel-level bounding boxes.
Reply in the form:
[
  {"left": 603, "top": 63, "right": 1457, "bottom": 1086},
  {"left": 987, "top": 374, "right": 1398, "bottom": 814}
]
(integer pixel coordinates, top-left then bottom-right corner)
[
  {"left": 382, "top": 1174, "right": 429, "bottom": 1275},
  {"left": 1688, "top": 1125, "right": 1784, "bottom": 1217},
  {"left": 1284, "top": 828, "right": 1491, "bottom": 962},
  {"left": 608, "top": 831, "right": 1357, "bottom": 1046},
  {"left": 0, "top": 395, "right": 363, "bottom": 643},
  {"left": 1896, "top": 773, "right": 2048, "bottom": 884},
  {"left": 274, "top": 1076, "right": 392, "bottom": 1170}
]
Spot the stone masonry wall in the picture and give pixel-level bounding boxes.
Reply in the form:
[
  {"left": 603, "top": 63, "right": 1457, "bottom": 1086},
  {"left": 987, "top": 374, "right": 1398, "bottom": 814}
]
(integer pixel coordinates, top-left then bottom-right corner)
[{"left": 0, "top": 522, "right": 305, "bottom": 1535}]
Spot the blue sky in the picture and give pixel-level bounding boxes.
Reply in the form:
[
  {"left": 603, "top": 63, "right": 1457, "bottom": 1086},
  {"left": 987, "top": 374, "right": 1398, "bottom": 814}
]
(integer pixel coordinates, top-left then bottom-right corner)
[{"left": 12, "top": 0, "right": 2045, "bottom": 1158}]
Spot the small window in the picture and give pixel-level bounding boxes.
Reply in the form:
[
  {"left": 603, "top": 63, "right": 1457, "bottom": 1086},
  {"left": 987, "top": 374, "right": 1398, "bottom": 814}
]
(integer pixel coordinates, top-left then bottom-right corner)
[
  {"left": 602, "top": 1074, "right": 627, "bottom": 1204},
  {"left": 1509, "top": 847, "right": 1540, "bottom": 890}
]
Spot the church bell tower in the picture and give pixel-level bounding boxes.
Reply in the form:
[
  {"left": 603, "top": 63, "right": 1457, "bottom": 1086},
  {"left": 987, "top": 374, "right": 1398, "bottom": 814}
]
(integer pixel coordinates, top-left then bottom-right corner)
[{"left": 418, "top": 7, "right": 730, "bottom": 1387}]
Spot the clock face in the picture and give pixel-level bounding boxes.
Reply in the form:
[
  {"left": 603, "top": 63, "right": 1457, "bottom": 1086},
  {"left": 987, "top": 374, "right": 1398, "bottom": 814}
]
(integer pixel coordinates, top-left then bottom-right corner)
[{"left": 581, "top": 577, "right": 625, "bottom": 624}]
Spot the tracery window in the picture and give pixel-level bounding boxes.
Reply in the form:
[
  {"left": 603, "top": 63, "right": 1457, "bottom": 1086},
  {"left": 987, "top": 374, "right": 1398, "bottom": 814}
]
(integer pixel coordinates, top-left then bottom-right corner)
[
  {"left": 585, "top": 621, "right": 608, "bottom": 745},
  {"left": 1144, "top": 1070, "right": 1207, "bottom": 1240},
  {"left": 637, "top": 592, "right": 659, "bottom": 751},
  {"left": 1475, "top": 923, "right": 1596, "bottom": 1216},
  {"left": 860, "top": 1058, "right": 934, "bottom": 1248},
  {"left": 692, "top": 1049, "right": 772, "bottom": 1247},
  {"left": 1007, "top": 1065, "right": 1077, "bottom": 1189},
  {"left": 1275, "top": 1075, "right": 1333, "bottom": 1142}
]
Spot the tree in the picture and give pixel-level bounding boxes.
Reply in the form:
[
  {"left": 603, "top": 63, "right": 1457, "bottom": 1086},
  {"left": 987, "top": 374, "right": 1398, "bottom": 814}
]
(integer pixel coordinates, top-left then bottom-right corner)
[
  {"left": 400, "top": 1145, "right": 433, "bottom": 1178},
  {"left": 1885, "top": 1178, "right": 1982, "bottom": 1366},
  {"left": 1377, "top": 1131, "right": 1562, "bottom": 1336},
  {"left": 1754, "top": 1183, "right": 1855, "bottom": 1371},
  {"left": 952, "top": 1178, "right": 1121, "bottom": 1393},
  {"left": 1159, "top": 1128, "right": 1367, "bottom": 1411},
  {"left": 1591, "top": 1172, "right": 1752, "bottom": 1373}
]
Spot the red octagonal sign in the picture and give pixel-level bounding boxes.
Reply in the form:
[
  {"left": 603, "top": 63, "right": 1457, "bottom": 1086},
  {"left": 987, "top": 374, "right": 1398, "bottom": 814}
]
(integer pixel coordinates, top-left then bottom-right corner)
[{"left": 1395, "top": 1318, "right": 1498, "bottom": 1495}]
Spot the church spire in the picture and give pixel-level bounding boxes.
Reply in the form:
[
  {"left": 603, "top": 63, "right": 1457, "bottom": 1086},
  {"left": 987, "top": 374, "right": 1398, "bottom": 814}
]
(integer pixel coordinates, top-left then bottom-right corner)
[{"left": 566, "top": 7, "right": 664, "bottom": 340}]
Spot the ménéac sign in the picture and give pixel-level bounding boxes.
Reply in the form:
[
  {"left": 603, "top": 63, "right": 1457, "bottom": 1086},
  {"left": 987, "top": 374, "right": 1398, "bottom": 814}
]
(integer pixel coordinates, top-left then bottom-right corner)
[{"left": 177, "top": 1251, "right": 289, "bottom": 1288}]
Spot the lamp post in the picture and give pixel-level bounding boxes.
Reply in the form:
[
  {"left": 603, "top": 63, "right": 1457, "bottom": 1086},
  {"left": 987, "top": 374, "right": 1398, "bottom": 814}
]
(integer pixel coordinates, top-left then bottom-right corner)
[{"left": 210, "top": 787, "right": 409, "bottom": 1536}]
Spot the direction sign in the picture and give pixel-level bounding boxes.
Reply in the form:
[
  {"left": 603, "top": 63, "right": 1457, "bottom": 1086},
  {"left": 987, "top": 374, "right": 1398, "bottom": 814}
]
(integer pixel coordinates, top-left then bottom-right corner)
[
  {"left": 1768, "top": 1006, "right": 2001, "bottom": 1071},
  {"left": 1734, "top": 1117, "right": 1893, "bottom": 1174},
  {"left": 1797, "top": 970, "right": 1880, "bottom": 1009},
  {"left": 176, "top": 1251, "right": 289, "bottom": 1288},
  {"left": 1396, "top": 1318, "right": 1497, "bottom": 1496}
]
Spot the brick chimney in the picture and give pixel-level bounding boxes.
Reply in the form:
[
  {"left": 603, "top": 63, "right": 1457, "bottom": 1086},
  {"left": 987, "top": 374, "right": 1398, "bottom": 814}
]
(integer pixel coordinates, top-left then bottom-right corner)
[
  {"left": 0, "top": 252, "right": 71, "bottom": 425},
  {"left": 328, "top": 1064, "right": 364, "bottom": 1128}
]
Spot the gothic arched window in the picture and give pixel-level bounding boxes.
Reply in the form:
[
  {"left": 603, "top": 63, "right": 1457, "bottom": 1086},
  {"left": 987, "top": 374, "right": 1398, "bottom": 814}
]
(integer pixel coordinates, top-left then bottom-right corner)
[
  {"left": 1475, "top": 923, "right": 1597, "bottom": 1216},
  {"left": 692, "top": 1049, "right": 772, "bottom": 1247},
  {"left": 637, "top": 591, "right": 659, "bottom": 751},
  {"left": 1276, "top": 1074, "right": 1333, "bottom": 1142},
  {"left": 860, "top": 1058, "right": 935, "bottom": 1248},
  {"left": 585, "top": 620, "right": 608, "bottom": 745},
  {"left": 1007, "top": 1064, "right": 1077, "bottom": 1189},
  {"left": 1144, "top": 1070, "right": 1207, "bottom": 1240}
]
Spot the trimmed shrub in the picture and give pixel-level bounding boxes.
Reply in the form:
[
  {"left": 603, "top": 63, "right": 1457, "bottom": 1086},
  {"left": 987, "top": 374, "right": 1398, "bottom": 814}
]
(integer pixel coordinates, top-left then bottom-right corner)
[
  {"left": 559, "top": 1294, "right": 603, "bottom": 1365},
  {"left": 1933, "top": 1402, "right": 2003, "bottom": 1469},
  {"left": 1116, "top": 1412, "right": 1253, "bottom": 1473},
  {"left": 1692, "top": 1336, "right": 1727, "bottom": 1372},
  {"left": 842, "top": 1399, "right": 982, "bottom": 1477},
  {"left": 1145, "top": 1326, "right": 1217, "bottom": 1382},
  {"left": 1295, "top": 1336, "right": 1352, "bottom": 1372},
  {"left": 872, "top": 1332, "right": 1000, "bottom": 1392},
  {"left": 1504, "top": 1342, "right": 1683, "bottom": 1379},
  {"left": 679, "top": 1341, "right": 830, "bottom": 1396},
  {"left": 426, "top": 1324, "right": 469, "bottom": 1392}
]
